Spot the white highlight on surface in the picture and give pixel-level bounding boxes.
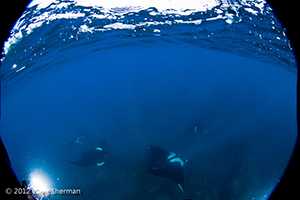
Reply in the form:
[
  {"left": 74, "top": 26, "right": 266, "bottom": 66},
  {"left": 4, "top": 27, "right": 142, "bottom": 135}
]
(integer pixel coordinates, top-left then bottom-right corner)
[
  {"left": 178, "top": 183, "right": 184, "bottom": 193},
  {"left": 3, "top": 0, "right": 268, "bottom": 55},
  {"left": 169, "top": 157, "right": 186, "bottom": 166},
  {"left": 167, "top": 152, "right": 188, "bottom": 166},
  {"left": 16, "top": 66, "right": 26, "bottom": 73},
  {"left": 103, "top": 22, "right": 136, "bottom": 30},
  {"left": 97, "top": 161, "right": 105, "bottom": 166},
  {"left": 29, "top": 170, "right": 51, "bottom": 192},
  {"left": 28, "top": 0, "right": 219, "bottom": 12},
  {"left": 79, "top": 24, "right": 94, "bottom": 33}
]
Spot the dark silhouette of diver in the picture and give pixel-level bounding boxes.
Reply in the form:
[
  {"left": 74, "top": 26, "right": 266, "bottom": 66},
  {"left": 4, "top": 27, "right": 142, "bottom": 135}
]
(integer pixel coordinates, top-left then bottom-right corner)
[{"left": 0, "top": 137, "right": 37, "bottom": 200}]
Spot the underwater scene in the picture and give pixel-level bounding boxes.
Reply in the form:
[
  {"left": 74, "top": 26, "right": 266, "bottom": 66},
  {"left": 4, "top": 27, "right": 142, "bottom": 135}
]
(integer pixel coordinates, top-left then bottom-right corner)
[{"left": 0, "top": 0, "right": 298, "bottom": 199}]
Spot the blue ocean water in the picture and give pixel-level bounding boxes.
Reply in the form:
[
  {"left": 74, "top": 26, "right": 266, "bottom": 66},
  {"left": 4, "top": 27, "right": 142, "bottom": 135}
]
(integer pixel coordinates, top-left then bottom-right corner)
[{"left": 0, "top": 0, "right": 298, "bottom": 200}]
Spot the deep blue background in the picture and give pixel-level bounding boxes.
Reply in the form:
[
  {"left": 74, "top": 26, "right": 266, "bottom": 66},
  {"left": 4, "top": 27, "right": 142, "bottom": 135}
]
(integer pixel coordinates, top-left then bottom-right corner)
[{"left": 1, "top": 44, "right": 297, "bottom": 199}]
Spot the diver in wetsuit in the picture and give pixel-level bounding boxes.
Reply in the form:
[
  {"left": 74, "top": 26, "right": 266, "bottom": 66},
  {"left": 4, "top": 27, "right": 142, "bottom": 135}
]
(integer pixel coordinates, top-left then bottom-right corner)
[{"left": 0, "top": 137, "right": 37, "bottom": 200}]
